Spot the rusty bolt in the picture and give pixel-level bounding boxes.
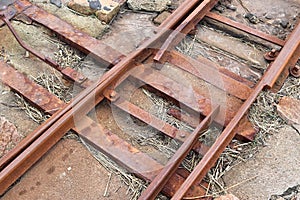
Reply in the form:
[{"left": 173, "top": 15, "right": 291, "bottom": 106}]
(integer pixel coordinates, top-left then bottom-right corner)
[
  {"left": 78, "top": 74, "right": 86, "bottom": 82},
  {"left": 290, "top": 65, "right": 300, "bottom": 78},
  {"left": 109, "top": 90, "right": 118, "bottom": 101},
  {"left": 71, "top": 71, "right": 78, "bottom": 77},
  {"left": 180, "top": 132, "right": 186, "bottom": 138},
  {"left": 264, "top": 48, "right": 280, "bottom": 62}
]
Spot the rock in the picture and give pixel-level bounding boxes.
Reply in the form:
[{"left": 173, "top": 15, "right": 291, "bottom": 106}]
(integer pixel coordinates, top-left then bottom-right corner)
[
  {"left": 153, "top": 10, "right": 171, "bottom": 25},
  {"left": 226, "top": 4, "right": 237, "bottom": 11},
  {"left": 95, "top": 0, "right": 120, "bottom": 23},
  {"left": 214, "top": 4, "right": 225, "bottom": 13},
  {"left": 280, "top": 19, "right": 289, "bottom": 29},
  {"left": 127, "top": 0, "right": 170, "bottom": 12},
  {"left": 88, "top": 0, "right": 101, "bottom": 10},
  {"left": 277, "top": 96, "right": 300, "bottom": 125},
  {"left": 68, "top": 0, "right": 120, "bottom": 23},
  {"left": 0, "top": 117, "right": 21, "bottom": 157},
  {"left": 68, "top": 0, "right": 95, "bottom": 15},
  {"left": 50, "top": 0, "right": 62, "bottom": 8},
  {"left": 264, "top": 12, "right": 274, "bottom": 20},
  {"left": 214, "top": 194, "right": 240, "bottom": 200},
  {"left": 245, "top": 13, "right": 259, "bottom": 24}
]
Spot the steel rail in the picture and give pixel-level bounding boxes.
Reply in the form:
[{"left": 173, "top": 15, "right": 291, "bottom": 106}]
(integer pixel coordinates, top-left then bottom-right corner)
[
  {"left": 0, "top": 13, "right": 59, "bottom": 69},
  {"left": 0, "top": 0, "right": 210, "bottom": 195},
  {"left": 171, "top": 22, "right": 300, "bottom": 199},
  {"left": 0, "top": 0, "right": 210, "bottom": 177},
  {"left": 0, "top": 61, "right": 211, "bottom": 197},
  {"left": 154, "top": 0, "right": 219, "bottom": 62},
  {"left": 158, "top": 0, "right": 200, "bottom": 29},
  {"left": 0, "top": 0, "right": 297, "bottom": 197},
  {"left": 205, "top": 12, "right": 285, "bottom": 46},
  {"left": 138, "top": 106, "right": 220, "bottom": 200}
]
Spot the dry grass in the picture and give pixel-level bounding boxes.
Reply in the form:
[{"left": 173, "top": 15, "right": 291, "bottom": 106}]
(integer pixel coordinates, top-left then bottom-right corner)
[
  {"left": 14, "top": 94, "right": 50, "bottom": 123},
  {"left": 52, "top": 41, "right": 84, "bottom": 70},
  {"left": 30, "top": 70, "right": 73, "bottom": 103},
  {"left": 13, "top": 70, "right": 73, "bottom": 123}
]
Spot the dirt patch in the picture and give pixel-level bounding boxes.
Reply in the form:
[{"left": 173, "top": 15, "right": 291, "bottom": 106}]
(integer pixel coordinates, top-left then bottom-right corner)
[{"left": 1, "top": 139, "right": 130, "bottom": 200}]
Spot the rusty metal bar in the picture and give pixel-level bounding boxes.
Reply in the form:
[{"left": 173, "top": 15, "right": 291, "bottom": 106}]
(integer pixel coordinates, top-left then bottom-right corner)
[
  {"left": 165, "top": 51, "right": 254, "bottom": 100},
  {"left": 76, "top": 117, "right": 208, "bottom": 197},
  {"left": 205, "top": 12, "right": 285, "bottom": 46},
  {"left": 0, "top": 61, "right": 208, "bottom": 197},
  {"left": 138, "top": 106, "right": 220, "bottom": 200},
  {"left": 10, "top": 0, "right": 124, "bottom": 67},
  {"left": 158, "top": 0, "right": 200, "bottom": 29},
  {"left": 109, "top": 95, "right": 191, "bottom": 142},
  {"left": 104, "top": 92, "right": 209, "bottom": 155},
  {"left": 167, "top": 107, "right": 256, "bottom": 141},
  {"left": 171, "top": 22, "right": 300, "bottom": 200},
  {"left": 130, "top": 65, "right": 241, "bottom": 126},
  {"left": 154, "top": 0, "right": 219, "bottom": 62},
  {"left": 0, "top": 0, "right": 211, "bottom": 194},
  {"left": 0, "top": 12, "right": 59, "bottom": 69},
  {"left": 0, "top": 62, "right": 65, "bottom": 115}
]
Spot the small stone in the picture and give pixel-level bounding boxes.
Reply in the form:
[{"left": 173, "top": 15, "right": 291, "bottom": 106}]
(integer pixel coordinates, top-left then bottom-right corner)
[
  {"left": 153, "top": 11, "right": 171, "bottom": 25},
  {"left": 214, "top": 4, "right": 225, "bottom": 13},
  {"left": 127, "top": 0, "right": 169, "bottom": 12},
  {"left": 277, "top": 96, "right": 300, "bottom": 125},
  {"left": 95, "top": 0, "right": 120, "bottom": 23},
  {"left": 280, "top": 19, "right": 289, "bottom": 29},
  {"left": 264, "top": 12, "right": 274, "bottom": 20},
  {"left": 214, "top": 194, "right": 240, "bottom": 200},
  {"left": 68, "top": 0, "right": 95, "bottom": 15},
  {"left": 226, "top": 4, "right": 237, "bottom": 11},
  {"left": 266, "top": 19, "right": 274, "bottom": 25},
  {"left": 245, "top": 13, "right": 259, "bottom": 24},
  {"left": 88, "top": 0, "right": 101, "bottom": 10},
  {"left": 50, "top": 0, "right": 62, "bottom": 8},
  {"left": 0, "top": 117, "right": 21, "bottom": 157}
]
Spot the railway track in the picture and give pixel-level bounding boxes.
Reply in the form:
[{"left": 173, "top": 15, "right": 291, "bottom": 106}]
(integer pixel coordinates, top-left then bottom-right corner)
[{"left": 0, "top": 0, "right": 299, "bottom": 199}]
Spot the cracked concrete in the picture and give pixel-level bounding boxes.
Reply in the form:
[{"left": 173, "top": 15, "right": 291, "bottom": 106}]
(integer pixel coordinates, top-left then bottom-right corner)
[{"left": 224, "top": 126, "right": 300, "bottom": 200}]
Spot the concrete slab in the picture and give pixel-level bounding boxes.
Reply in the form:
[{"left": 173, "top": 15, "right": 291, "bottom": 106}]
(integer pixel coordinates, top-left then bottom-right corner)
[
  {"left": 277, "top": 96, "right": 300, "bottom": 125},
  {"left": 1, "top": 139, "right": 129, "bottom": 200},
  {"left": 223, "top": 126, "right": 300, "bottom": 199}
]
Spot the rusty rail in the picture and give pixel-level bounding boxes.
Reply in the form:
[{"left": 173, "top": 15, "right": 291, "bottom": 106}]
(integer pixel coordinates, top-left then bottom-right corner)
[
  {"left": 154, "top": 0, "right": 219, "bottom": 62},
  {"left": 138, "top": 106, "right": 220, "bottom": 200},
  {"left": 0, "top": 0, "right": 298, "bottom": 198},
  {"left": 171, "top": 21, "right": 300, "bottom": 199},
  {"left": 0, "top": 0, "right": 215, "bottom": 195},
  {"left": 0, "top": 61, "right": 210, "bottom": 197},
  {"left": 205, "top": 12, "right": 285, "bottom": 46}
]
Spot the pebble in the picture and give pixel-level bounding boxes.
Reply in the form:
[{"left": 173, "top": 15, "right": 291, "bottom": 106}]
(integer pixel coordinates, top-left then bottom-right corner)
[
  {"left": 280, "top": 19, "right": 289, "bottom": 29},
  {"left": 264, "top": 13, "right": 274, "bottom": 20},
  {"left": 88, "top": 0, "right": 101, "bottom": 10},
  {"left": 50, "top": 0, "right": 62, "bottom": 8},
  {"left": 245, "top": 13, "right": 259, "bottom": 24},
  {"left": 226, "top": 4, "right": 237, "bottom": 11},
  {"left": 214, "top": 4, "right": 225, "bottom": 13}
]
